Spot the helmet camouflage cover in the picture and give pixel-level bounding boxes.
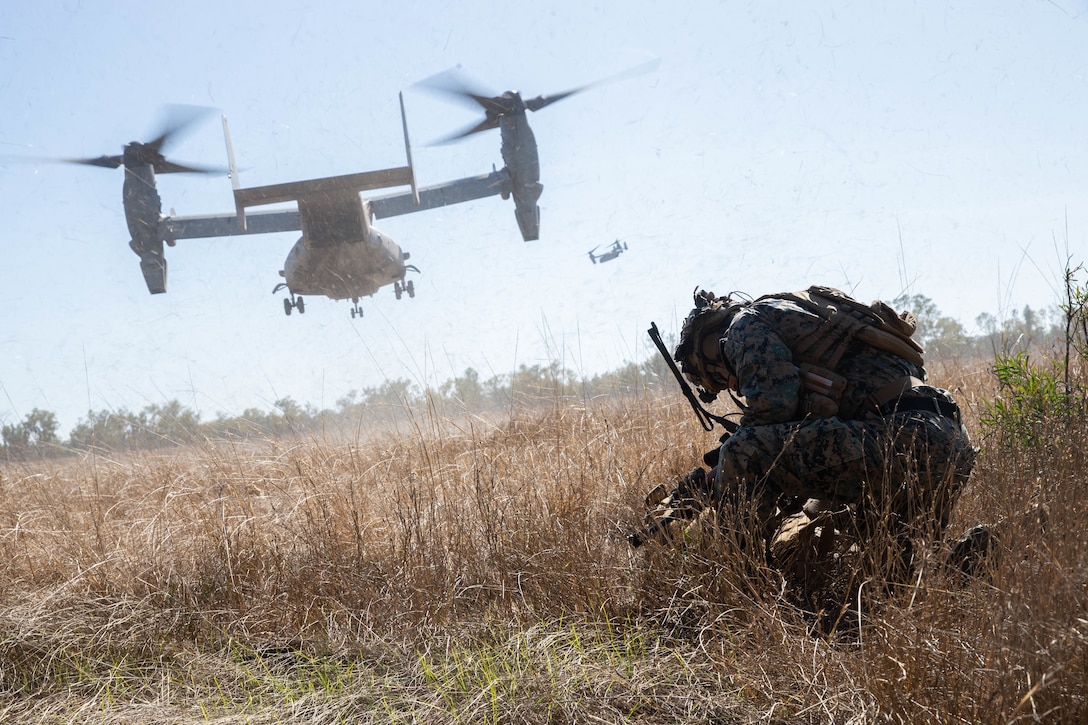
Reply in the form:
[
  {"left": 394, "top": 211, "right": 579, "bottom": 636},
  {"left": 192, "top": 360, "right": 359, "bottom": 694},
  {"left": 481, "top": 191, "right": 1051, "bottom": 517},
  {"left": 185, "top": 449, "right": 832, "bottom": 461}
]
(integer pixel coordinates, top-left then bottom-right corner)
[{"left": 674, "top": 288, "right": 745, "bottom": 397}]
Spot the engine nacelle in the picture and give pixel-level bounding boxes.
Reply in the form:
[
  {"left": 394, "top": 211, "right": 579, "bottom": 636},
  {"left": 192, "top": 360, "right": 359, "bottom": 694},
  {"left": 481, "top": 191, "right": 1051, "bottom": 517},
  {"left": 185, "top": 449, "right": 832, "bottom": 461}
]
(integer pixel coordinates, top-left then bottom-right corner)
[
  {"left": 514, "top": 199, "right": 540, "bottom": 242},
  {"left": 131, "top": 238, "right": 167, "bottom": 294}
]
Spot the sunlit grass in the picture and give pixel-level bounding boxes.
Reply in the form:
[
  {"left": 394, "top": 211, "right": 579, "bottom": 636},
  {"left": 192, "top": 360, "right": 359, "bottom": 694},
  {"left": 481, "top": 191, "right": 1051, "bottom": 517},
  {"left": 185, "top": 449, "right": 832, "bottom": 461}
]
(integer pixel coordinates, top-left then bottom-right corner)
[{"left": 1, "top": 358, "right": 1086, "bottom": 723}]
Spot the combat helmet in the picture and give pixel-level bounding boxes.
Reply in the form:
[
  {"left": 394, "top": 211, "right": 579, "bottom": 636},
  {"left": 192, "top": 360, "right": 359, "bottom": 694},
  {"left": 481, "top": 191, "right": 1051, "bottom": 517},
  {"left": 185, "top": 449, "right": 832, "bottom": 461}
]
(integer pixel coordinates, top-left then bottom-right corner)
[{"left": 673, "top": 288, "right": 746, "bottom": 399}]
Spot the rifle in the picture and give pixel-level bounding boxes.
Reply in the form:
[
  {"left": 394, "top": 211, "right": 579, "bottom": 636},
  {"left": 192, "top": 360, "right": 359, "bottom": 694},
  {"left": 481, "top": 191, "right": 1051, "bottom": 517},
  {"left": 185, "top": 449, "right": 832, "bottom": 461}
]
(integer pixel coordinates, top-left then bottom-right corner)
[
  {"left": 628, "top": 324, "right": 739, "bottom": 548},
  {"left": 647, "top": 322, "right": 737, "bottom": 434}
]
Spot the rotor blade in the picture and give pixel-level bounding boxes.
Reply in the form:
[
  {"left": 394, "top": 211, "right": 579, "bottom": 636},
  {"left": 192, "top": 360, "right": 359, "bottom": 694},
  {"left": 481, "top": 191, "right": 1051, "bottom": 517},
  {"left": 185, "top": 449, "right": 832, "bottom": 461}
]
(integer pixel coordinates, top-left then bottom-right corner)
[
  {"left": 413, "top": 68, "right": 497, "bottom": 111},
  {"left": 64, "top": 154, "right": 125, "bottom": 169},
  {"left": 1, "top": 153, "right": 125, "bottom": 170},
  {"left": 524, "top": 88, "right": 582, "bottom": 113},
  {"left": 146, "top": 104, "right": 216, "bottom": 155},
  {"left": 3, "top": 105, "right": 220, "bottom": 174},
  {"left": 153, "top": 158, "right": 226, "bottom": 174},
  {"left": 430, "top": 116, "right": 501, "bottom": 145},
  {"left": 524, "top": 57, "right": 660, "bottom": 113},
  {"left": 23, "top": 154, "right": 222, "bottom": 174},
  {"left": 418, "top": 56, "right": 659, "bottom": 143}
]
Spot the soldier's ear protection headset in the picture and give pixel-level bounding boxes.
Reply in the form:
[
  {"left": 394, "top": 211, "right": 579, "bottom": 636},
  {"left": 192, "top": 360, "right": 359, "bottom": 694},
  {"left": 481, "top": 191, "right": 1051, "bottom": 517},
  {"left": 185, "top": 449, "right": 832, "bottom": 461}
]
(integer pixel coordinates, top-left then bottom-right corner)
[{"left": 673, "top": 288, "right": 747, "bottom": 401}]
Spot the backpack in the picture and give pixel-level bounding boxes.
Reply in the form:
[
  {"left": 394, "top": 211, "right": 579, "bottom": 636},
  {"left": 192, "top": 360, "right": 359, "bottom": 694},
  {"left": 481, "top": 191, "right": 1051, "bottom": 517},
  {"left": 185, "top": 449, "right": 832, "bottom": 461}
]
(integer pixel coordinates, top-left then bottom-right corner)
[{"left": 761, "top": 285, "right": 925, "bottom": 369}]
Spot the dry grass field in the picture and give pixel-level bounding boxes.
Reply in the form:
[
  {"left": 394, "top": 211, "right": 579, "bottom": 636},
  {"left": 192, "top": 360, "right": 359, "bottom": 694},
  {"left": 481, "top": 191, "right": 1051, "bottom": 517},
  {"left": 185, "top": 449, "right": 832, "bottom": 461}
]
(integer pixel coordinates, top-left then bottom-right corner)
[{"left": 1, "top": 357, "right": 1085, "bottom": 723}]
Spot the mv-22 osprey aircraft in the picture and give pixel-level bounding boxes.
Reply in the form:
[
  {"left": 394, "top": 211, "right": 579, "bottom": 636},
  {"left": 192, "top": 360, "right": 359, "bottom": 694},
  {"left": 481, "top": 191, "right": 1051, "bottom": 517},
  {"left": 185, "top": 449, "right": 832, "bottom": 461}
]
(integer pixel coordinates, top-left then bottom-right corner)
[{"left": 61, "top": 63, "right": 655, "bottom": 318}]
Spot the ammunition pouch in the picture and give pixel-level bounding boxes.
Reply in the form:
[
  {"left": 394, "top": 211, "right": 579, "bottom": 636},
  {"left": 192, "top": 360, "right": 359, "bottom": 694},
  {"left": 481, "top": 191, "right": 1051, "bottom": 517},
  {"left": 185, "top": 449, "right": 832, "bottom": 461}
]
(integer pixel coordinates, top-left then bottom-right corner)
[
  {"left": 798, "top": 363, "right": 848, "bottom": 418},
  {"left": 801, "top": 393, "right": 839, "bottom": 419}
]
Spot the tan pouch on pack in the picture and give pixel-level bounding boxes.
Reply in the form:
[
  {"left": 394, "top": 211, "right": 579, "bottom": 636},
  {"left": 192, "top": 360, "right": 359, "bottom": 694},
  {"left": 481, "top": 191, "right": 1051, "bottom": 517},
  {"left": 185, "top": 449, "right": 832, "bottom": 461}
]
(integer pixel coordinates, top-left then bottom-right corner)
[{"left": 799, "top": 363, "right": 848, "bottom": 418}]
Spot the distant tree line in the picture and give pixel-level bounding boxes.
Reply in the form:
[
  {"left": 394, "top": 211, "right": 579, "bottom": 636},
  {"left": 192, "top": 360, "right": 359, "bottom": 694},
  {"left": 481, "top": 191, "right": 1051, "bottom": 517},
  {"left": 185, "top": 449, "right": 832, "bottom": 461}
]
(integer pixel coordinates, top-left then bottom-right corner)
[
  {"left": 891, "top": 292, "right": 1066, "bottom": 360},
  {"left": 0, "top": 293, "right": 1072, "bottom": 460},
  {"left": 0, "top": 353, "right": 677, "bottom": 459}
]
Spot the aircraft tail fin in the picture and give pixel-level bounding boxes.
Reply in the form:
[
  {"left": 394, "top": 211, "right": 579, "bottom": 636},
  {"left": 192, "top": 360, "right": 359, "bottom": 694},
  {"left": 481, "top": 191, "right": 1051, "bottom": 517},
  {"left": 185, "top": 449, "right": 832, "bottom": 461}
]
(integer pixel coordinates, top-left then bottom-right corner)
[
  {"left": 221, "top": 115, "right": 247, "bottom": 230},
  {"left": 399, "top": 92, "right": 420, "bottom": 208}
]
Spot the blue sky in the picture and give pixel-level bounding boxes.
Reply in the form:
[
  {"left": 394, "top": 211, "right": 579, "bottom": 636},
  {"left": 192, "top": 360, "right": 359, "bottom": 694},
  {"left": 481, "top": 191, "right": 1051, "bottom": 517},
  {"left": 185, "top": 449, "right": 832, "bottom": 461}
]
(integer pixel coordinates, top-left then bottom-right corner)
[{"left": 1, "top": 0, "right": 1085, "bottom": 433}]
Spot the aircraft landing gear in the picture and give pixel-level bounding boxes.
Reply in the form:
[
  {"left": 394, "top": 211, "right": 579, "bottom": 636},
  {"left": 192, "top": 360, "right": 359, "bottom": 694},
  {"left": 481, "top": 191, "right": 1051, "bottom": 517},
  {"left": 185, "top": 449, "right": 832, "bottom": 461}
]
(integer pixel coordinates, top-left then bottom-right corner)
[
  {"left": 283, "top": 294, "right": 305, "bottom": 316},
  {"left": 394, "top": 280, "right": 415, "bottom": 300},
  {"left": 350, "top": 297, "right": 364, "bottom": 318}
]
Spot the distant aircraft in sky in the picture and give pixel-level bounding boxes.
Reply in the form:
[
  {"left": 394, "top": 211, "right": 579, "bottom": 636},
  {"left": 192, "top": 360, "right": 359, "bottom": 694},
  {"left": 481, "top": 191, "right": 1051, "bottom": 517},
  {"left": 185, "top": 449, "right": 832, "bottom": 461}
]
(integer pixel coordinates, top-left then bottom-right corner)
[{"left": 588, "top": 239, "right": 628, "bottom": 264}]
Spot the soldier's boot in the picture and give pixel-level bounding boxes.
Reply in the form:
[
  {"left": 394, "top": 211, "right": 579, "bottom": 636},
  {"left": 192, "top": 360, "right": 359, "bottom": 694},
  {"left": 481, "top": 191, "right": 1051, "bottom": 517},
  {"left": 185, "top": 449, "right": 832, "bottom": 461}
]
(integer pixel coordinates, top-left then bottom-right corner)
[
  {"left": 944, "top": 524, "right": 998, "bottom": 578},
  {"left": 769, "top": 499, "right": 853, "bottom": 595},
  {"left": 942, "top": 502, "right": 1048, "bottom": 581}
]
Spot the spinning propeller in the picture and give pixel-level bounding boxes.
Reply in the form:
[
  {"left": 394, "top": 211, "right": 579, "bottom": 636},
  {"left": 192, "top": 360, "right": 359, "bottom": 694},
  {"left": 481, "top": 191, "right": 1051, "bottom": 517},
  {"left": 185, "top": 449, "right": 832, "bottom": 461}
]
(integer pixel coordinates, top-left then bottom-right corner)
[
  {"left": 417, "top": 58, "right": 659, "bottom": 144},
  {"left": 62, "top": 105, "right": 222, "bottom": 175},
  {"left": 37, "top": 105, "right": 227, "bottom": 296}
]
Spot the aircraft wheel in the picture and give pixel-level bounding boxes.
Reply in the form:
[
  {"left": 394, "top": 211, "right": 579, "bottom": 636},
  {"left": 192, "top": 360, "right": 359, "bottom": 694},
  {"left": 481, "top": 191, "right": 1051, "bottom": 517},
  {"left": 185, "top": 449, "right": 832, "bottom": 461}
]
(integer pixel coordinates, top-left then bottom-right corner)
[
  {"left": 395, "top": 283, "right": 403, "bottom": 300},
  {"left": 297, "top": 297, "right": 306, "bottom": 314},
  {"left": 284, "top": 298, "right": 292, "bottom": 316},
  {"left": 407, "top": 280, "right": 415, "bottom": 298}
]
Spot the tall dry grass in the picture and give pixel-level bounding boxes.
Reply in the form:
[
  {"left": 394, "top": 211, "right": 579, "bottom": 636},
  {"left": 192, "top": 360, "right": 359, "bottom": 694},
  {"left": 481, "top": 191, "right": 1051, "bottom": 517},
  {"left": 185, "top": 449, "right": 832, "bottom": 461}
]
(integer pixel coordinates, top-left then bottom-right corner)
[{"left": 0, "top": 358, "right": 1085, "bottom": 723}]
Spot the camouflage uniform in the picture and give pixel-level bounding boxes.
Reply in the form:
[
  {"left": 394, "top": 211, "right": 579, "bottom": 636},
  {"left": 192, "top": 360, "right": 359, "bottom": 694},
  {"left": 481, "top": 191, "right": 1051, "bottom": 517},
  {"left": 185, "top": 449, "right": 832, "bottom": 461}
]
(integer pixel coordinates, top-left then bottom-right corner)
[{"left": 685, "top": 294, "right": 975, "bottom": 546}]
